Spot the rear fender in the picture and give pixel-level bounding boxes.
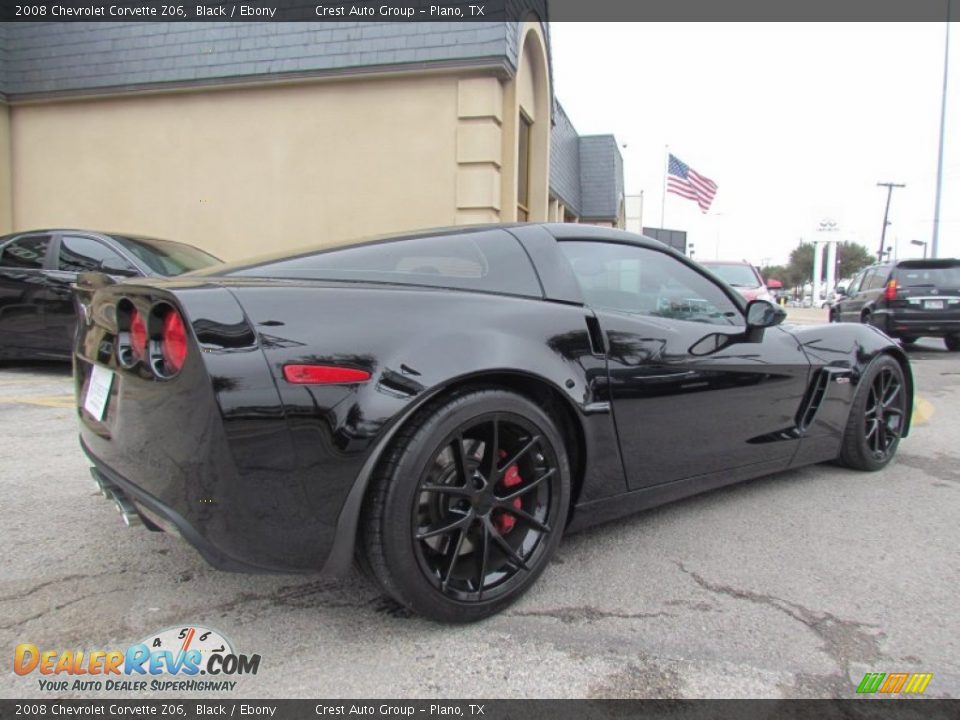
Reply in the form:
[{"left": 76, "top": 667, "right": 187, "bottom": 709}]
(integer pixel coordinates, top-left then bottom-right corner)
[{"left": 226, "top": 284, "right": 623, "bottom": 574}]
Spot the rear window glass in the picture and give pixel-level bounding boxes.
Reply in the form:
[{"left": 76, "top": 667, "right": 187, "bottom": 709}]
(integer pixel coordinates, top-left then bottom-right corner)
[
  {"left": 699, "top": 262, "right": 762, "bottom": 288},
  {"left": 227, "top": 230, "right": 543, "bottom": 298},
  {"left": 894, "top": 263, "right": 960, "bottom": 288},
  {"left": 108, "top": 235, "right": 221, "bottom": 276},
  {"left": 0, "top": 235, "right": 51, "bottom": 270}
]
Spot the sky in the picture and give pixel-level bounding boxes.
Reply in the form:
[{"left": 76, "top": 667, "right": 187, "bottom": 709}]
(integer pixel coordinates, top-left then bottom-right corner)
[{"left": 550, "top": 23, "right": 959, "bottom": 269}]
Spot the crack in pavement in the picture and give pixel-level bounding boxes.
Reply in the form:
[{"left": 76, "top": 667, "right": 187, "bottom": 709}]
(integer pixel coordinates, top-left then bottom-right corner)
[
  {"left": 0, "top": 569, "right": 127, "bottom": 604},
  {"left": 509, "top": 605, "right": 674, "bottom": 624},
  {"left": 676, "top": 562, "right": 885, "bottom": 696},
  {"left": 895, "top": 452, "right": 960, "bottom": 485},
  {"left": 0, "top": 587, "right": 121, "bottom": 632}
]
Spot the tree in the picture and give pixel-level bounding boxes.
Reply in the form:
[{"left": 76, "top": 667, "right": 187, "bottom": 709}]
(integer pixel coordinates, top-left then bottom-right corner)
[
  {"left": 836, "top": 241, "right": 873, "bottom": 279},
  {"left": 785, "top": 240, "right": 873, "bottom": 287}
]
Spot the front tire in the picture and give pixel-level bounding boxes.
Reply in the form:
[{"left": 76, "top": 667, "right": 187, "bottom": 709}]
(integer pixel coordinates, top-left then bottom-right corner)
[
  {"left": 361, "top": 389, "right": 570, "bottom": 622},
  {"left": 838, "top": 355, "right": 907, "bottom": 471},
  {"left": 945, "top": 335, "right": 960, "bottom": 352}
]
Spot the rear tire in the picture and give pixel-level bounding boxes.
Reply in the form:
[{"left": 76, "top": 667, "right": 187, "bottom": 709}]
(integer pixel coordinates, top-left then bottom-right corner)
[
  {"left": 900, "top": 337, "right": 918, "bottom": 346},
  {"left": 945, "top": 335, "right": 960, "bottom": 352},
  {"left": 360, "top": 388, "right": 570, "bottom": 622},
  {"left": 838, "top": 355, "right": 907, "bottom": 471}
]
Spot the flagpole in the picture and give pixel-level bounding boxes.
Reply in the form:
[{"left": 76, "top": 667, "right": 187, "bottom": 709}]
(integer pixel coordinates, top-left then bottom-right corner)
[{"left": 660, "top": 144, "right": 669, "bottom": 228}]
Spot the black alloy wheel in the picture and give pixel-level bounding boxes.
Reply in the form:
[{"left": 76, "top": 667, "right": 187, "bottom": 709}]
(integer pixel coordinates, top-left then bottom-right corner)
[
  {"left": 361, "top": 389, "right": 569, "bottom": 622},
  {"left": 838, "top": 355, "right": 908, "bottom": 471},
  {"left": 862, "top": 366, "right": 906, "bottom": 461},
  {"left": 412, "top": 414, "right": 558, "bottom": 603}
]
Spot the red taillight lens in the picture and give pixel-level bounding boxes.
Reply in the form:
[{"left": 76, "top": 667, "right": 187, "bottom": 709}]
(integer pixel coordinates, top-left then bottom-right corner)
[
  {"left": 129, "top": 309, "right": 147, "bottom": 361},
  {"left": 161, "top": 310, "right": 188, "bottom": 374},
  {"left": 283, "top": 365, "right": 371, "bottom": 385},
  {"left": 884, "top": 279, "right": 898, "bottom": 302}
]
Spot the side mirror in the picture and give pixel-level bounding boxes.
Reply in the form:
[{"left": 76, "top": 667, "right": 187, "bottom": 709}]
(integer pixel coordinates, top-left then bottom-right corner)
[
  {"left": 835, "top": 286, "right": 847, "bottom": 297},
  {"left": 689, "top": 332, "right": 733, "bottom": 356},
  {"left": 100, "top": 257, "right": 138, "bottom": 277},
  {"left": 746, "top": 299, "right": 786, "bottom": 329}
]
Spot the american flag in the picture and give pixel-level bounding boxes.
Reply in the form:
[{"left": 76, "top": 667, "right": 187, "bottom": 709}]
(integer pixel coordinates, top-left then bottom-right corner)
[{"left": 667, "top": 154, "right": 718, "bottom": 213}]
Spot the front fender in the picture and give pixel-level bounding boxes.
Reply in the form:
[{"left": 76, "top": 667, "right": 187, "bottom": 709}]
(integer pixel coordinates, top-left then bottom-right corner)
[{"left": 786, "top": 321, "right": 914, "bottom": 440}]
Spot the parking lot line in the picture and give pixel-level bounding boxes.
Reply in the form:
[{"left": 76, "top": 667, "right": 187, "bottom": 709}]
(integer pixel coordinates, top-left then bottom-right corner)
[
  {"left": 0, "top": 395, "right": 75, "bottom": 409},
  {"left": 912, "top": 395, "right": 934, "bottom": 426}
]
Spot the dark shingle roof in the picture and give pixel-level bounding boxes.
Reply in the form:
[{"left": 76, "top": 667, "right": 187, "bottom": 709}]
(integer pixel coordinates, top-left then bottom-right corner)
[
  {"left": 549, "top": 101, "right": 581, "bottom": 212},
  {"left": 0, "top": 24, "right": 8, "bottom": 101},
  {"left": 0, "top": 17, "right": 549, "bottom": 98},
  {"left": 578, "top": 134, "right": 623, "bottom": 221},
  {"left": 549, "top": 102, "right": 622, "bottom": 222}
]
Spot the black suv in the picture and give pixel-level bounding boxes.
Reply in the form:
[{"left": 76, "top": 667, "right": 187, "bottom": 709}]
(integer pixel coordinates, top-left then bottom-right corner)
[{"left": 831, "top": 258, "right": 960, "bottom": 350}]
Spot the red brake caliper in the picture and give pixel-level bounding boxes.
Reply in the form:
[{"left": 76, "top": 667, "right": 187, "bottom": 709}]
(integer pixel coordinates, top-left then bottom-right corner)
[{"left": 494, "top": 450, "right": 523, "bottom": 534}]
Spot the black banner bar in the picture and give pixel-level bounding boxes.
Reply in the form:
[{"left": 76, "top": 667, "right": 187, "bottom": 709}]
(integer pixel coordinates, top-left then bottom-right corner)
[
  {"left": 1, "top": 700, "right": 960, "bottom": 720},
  {"left": 0, "top": 0, "right": 956, "bottom": 22}
]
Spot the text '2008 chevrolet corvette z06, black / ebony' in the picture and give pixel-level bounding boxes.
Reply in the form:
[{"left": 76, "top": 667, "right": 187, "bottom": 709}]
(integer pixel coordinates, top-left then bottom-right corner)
[{"left": 74, "top": 224, "right": 913, "bottom": 622}]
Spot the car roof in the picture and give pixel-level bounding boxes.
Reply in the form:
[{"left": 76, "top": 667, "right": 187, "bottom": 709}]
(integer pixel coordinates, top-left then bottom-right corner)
[{"left": 698, "top": 259, "right": 754, "bottom": 266}]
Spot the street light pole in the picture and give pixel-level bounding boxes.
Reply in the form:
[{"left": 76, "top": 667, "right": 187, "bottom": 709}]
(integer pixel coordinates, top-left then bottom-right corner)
[
  {"left": 931, "top": 3, "right": 951, "bottom": 259},
  {"left": 876, "top": 182, "right": 905, "bottom": 261}
]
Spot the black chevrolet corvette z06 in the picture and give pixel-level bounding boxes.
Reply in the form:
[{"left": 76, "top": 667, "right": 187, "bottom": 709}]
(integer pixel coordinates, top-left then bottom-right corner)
[
  {"left": 74, "top": 224, "right": 913, "bottom": 622},
  {"left": 0, "top": 229, "right": 221, "bottom": 360}
]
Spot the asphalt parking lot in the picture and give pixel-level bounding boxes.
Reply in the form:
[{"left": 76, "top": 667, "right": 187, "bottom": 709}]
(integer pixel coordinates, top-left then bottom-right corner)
[{"left": 1, "top": 315, "right": 958, "bottom": 699}]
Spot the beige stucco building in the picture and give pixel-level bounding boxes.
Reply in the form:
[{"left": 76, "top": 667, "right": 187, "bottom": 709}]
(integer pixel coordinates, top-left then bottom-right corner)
[{"left": 0, "top": 17, "right": 623, "bottom": 261}]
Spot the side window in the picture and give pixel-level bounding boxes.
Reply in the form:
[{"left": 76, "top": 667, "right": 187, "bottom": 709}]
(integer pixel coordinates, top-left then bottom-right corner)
[
  {"left": 864, "top": 267, "right": 889, "bottom": 291},
  {"left": 858, "top": 269, "right": 877, "bottom": 292},
  {"left": 58, "top": 236, "right": 134, "bottom": 273},
  {"left": 559, "top": 241, "right": 741, "bottom": 326},
  {"left": 230, "top": 230, "right": 542, "bottom": 298},
  {"left": 0, "top": 235, "right": 52, "bottom": 270},
  {"left": 847, "top": 271, "right": 864, "bottom": 294}
]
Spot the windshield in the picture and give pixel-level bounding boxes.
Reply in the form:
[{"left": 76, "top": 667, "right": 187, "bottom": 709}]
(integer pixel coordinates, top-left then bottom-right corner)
[
  {"left": 108, "top": 235, "right": 221, "bottom": 276},
  {"left": 894, "top": 262, "right": 960, "bottom": 289},
  {"left": 700, "top": 262, "right": 762, "bottom": 288}
]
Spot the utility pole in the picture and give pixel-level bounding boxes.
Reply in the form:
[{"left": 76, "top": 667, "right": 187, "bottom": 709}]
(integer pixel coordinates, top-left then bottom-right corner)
[
  {"left": 931, "top": 3, "right": 951, "bottom": 259},
  {"left": 876, "top": 182, "right": 905, "bottom": 261}
]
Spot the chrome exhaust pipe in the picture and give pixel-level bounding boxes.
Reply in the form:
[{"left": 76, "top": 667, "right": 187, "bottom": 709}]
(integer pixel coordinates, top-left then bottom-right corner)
[
  {"left": 89, "top": 467, "right": 141, "bottom": 527},
  {"left": 113, "top": 494, "right": 143, "bottom": 528}
]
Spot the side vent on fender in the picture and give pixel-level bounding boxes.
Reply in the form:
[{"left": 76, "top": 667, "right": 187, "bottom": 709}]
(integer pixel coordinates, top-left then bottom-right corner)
[
  {"left": 796, "top": 370, "right": 830, "bottom": 432},
  {"left": 585, "top": 315, "right": 606, "bottom": 356}
]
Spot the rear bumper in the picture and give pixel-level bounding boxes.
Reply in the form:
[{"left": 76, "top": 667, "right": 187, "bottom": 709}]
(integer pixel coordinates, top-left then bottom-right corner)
[
  {"left": 875, "top": 311, "right": 960, "bottom": 338},
  {"left": 82, "top": 437, "right": 287, "bottom": 574}
]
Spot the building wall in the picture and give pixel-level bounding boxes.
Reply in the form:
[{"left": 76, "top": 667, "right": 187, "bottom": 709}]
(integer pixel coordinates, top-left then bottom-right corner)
[
  {"left": 10, "top": 74, "right": 469, "bottom": 261},
  {"left": 0, "top": 102, "right": 10, "bottom": 234}
]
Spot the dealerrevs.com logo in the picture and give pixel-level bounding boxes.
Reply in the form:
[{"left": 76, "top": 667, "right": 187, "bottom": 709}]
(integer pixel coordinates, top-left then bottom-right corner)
[{"left": 14, "top": 625, "right": 261, "bottom": 693}]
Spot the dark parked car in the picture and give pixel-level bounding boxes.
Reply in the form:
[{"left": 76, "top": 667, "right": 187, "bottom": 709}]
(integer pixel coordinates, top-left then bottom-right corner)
[
  {"left": 830, "top": 258, "right": 960, "bottom": 350},
  {"left": 0, "top": 229, "right": 221, "bottom": 360},
  {"left": 75, "top": 224, "right": 912, "bottom": 622}
]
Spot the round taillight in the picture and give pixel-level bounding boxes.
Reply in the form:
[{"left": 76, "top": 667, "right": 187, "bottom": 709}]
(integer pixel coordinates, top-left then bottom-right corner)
[
  {"left": 161, "top": 309, "right": 188, "bottom": 374},
  {"left": 130, "top": 309, "right": 147, "bottom": 361}
]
